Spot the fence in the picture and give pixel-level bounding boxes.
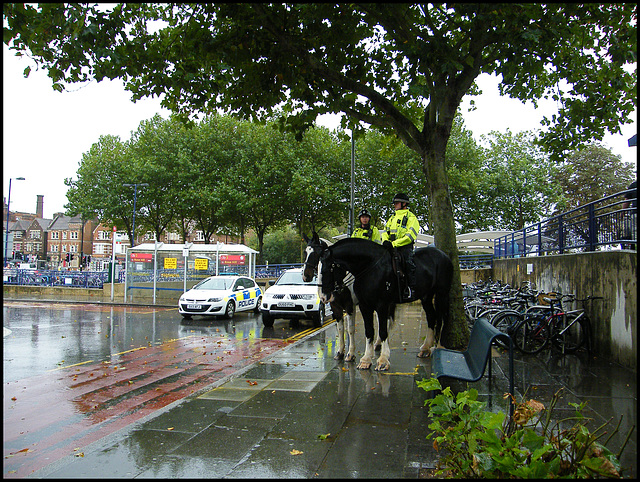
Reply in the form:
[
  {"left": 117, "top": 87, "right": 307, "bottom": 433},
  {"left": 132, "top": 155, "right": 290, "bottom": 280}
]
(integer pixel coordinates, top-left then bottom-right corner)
[
  {"left": 2, "top": 269, "right": 112, "bottom": 288},
  {"left": 494, "top": 188, "right": 637, "bottom": 258}
]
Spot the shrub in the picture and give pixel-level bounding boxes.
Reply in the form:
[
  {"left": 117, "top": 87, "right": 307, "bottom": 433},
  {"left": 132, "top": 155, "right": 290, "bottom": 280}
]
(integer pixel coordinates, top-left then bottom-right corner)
[{"left": 417, "top": 377, "right": 631, "bottom": 478}]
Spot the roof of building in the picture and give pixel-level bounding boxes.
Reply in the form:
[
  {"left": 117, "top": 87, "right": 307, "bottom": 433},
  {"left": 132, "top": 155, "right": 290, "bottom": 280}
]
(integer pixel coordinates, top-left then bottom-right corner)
[{"left": 48, "top": 214, "right": 86, "bottom": 231}]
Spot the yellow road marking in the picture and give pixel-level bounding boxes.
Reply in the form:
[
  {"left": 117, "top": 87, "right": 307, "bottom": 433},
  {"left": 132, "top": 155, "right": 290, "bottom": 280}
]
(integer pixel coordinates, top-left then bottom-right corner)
[{"left": 48, "top": 360, "right": 95, "bottom": 372}]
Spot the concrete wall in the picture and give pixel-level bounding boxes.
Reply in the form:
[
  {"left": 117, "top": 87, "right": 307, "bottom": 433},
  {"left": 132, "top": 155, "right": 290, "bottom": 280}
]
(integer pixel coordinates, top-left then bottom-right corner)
[{"left": 493, "top": 251, "right": 637, "bottom": 371}]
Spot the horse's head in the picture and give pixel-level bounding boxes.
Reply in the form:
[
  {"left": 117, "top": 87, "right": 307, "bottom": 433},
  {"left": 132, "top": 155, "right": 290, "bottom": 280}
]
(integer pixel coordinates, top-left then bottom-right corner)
[
  {"left": 317, "top": 250, "right": 349, "bottom": 304},
  {"left": 302, "top": 231, "right": 328, "bottom": 282},
  {"left": 317, "top": 250, "right": 336, "bottom": 304}
]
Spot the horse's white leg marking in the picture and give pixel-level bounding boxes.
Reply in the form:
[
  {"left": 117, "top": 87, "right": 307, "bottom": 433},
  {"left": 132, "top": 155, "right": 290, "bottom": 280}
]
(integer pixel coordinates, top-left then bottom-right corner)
[
  {"left": 374, "top": 312, "right": 382, "bottom": 349},
  {"left": 345, "top": 313, "right": 357, "bottom": 362},
  {"left": 419, "top": 326, "right": 435, "bottom": 358},
  {"left": 334, "top": 317, "right": 346, "bottom": 360},
  {"left": 357, "top": 339, "right": 374, "bottom": 370},
  {"left": 375, "top": 339, "right": 391, "bottom": 371}
]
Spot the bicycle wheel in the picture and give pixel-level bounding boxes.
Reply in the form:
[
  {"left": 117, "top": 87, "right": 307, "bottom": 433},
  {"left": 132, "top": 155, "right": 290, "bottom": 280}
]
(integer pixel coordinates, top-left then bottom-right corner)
[
  {"left": 512, "top": 315, "right": 550, "bottom": 354},
  {"left": 551, "top": 313, "right": 586, "bottom": 354},
  {"left": 492, "top": 311, "right": 523, "bottom": 335}
]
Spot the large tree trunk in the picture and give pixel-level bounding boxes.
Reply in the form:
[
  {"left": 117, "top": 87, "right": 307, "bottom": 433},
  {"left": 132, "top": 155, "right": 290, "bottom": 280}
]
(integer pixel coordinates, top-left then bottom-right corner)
[{"left": 422, "top": 148, "right": 469, "bottom": 350}]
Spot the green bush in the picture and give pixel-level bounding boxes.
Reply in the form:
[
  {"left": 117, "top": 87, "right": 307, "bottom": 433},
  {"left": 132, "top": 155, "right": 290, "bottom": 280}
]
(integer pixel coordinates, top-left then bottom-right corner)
[{"left": 417, "top": 377, "right": 630, "bottom": 478}]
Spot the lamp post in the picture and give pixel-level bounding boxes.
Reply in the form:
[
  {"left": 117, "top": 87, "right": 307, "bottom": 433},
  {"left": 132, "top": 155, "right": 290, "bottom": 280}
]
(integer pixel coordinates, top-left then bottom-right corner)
[
  {"left": 4, "top": 176, "right": 25, "bottom": 267},
  {"left": 122, "top": 183, "right": 148, "bottom": 247}
]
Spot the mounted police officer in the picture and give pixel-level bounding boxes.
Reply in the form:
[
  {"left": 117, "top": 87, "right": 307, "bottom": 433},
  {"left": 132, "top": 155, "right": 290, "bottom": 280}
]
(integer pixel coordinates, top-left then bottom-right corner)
[
  {"left": 381, "top": 193, "right": 419, "bottom": 301},
  {"left": 351, "top": 208, "right": 381, "bottom": 243}
]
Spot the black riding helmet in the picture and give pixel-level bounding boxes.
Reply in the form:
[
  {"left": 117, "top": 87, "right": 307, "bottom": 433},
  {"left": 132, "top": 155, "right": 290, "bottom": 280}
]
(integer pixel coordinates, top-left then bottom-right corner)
[
  {"left": 358, "top": 208, "right": 372, "bottom": 219},
  {"left": 392, "top": 192, "right": 410, "bottom": 204}
]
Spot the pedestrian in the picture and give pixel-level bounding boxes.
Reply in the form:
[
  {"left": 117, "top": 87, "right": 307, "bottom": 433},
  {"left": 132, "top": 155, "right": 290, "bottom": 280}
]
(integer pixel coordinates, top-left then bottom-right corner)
[
  {"left": 381, "top": 192, "right": 420, "bottom": 301},
  {"left": 351, "top": 208, "right": 381, "bottom": 243}
]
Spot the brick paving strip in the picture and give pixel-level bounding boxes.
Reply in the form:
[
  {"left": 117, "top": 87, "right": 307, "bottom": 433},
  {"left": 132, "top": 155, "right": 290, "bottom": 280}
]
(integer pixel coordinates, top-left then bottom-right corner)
[{"left": 3, "top": 335, "right": 292, "bottom": 478}]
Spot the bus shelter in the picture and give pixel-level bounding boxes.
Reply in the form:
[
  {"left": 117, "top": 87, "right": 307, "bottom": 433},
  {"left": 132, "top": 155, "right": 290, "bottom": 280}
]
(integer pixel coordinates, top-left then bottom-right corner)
[{"left": 124, "top": 242, "right": 259, "bottom": 304}]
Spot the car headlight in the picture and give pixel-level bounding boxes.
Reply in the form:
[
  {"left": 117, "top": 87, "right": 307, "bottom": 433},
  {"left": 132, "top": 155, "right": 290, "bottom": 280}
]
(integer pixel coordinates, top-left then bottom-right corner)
[
  {"left": 299, "top": 294, "right": 315, "bottom": 300},
  {"left": 208, "top": 297, "right": 222, "bottom": 302}
]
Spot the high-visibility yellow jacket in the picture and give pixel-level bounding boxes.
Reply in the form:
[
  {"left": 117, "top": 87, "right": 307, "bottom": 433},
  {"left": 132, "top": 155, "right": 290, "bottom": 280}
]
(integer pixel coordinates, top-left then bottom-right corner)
[
  {"left": 351, "top": 225, "right": 381, "bottom": 243},
  {"left": 381, "top": 209, "right": 420, "bottom": 247}
]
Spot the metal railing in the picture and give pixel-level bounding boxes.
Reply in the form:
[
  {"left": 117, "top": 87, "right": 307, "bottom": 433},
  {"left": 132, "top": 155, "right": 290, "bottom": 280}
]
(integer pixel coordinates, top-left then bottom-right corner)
[
  {"left": 3, "top": 269, "right": 111, "bottom": 288},
  {"left": 494, "top": 188, "right": 637, "bottom": 258}
]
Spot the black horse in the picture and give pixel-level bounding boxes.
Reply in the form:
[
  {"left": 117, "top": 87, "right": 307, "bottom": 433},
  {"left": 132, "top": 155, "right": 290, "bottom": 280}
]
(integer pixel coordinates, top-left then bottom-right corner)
[
  {"left": 323, "top": 261, "right": 389, "bottom": 361},
  {"left": 303, "top": 232, "right": 453, "bottom": 369}
]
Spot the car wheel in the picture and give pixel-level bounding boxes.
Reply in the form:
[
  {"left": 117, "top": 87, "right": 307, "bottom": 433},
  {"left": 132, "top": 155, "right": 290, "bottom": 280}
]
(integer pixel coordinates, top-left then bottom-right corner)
[
  {"left": 313, "top": 303, "right": 325, "bottom": 327},
  {"left": 253, "top": 296, "right": 262, "bottom": 313},
  {"left": 262, "top": 312, "right": 274, "bottom": 328},
  {"left": 224, "top": 300, "right": 236, "bottom": 319}
]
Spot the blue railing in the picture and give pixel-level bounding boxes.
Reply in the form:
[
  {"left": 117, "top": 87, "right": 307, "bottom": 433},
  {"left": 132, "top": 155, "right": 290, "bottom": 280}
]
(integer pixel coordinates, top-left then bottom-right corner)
[{"left": 494, "top": 188, "right": 637, "bottom": 258}]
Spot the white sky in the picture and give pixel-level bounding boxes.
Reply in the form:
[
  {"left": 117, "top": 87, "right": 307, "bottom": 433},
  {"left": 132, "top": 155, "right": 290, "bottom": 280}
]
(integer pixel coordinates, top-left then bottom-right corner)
[{"left": 3, "top": 44, "right": 637, "bottom": 220}]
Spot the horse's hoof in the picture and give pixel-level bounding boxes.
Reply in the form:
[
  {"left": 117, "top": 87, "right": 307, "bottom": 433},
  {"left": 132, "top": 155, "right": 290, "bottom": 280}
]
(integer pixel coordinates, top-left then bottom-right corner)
[
  {"left": 417, "top": 350, "right": 431, "bottom": 358},
  {"left": 334, "top": 352, "right": 345, "bottom": 360},
  {"left": 375, "top": 362, "right": 390, "bottom": 371},
  {"left": 357, "top": 361, "right": 372, "bottom": 370},
  {"left": 345, "top": 354, "right": 356, "bottom": 362}
]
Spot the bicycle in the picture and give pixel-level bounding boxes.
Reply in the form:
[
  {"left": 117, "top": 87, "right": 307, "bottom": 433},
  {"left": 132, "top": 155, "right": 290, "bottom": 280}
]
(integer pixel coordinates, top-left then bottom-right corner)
[{"left": 511, "top": 294, "right": 601, "bottom": 355}]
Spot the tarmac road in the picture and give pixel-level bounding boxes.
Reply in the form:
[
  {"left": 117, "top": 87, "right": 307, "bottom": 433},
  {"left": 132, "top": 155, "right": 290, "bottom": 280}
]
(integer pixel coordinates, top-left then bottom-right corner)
[{"left": 3, "top": 301, "right": 330, "bottom": 478}]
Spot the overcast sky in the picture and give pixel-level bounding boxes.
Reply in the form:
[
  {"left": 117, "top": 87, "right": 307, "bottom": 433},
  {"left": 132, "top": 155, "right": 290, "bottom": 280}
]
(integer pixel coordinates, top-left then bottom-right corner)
[{"left": 3, "top": 44, "right": 637, "bottom": 220}]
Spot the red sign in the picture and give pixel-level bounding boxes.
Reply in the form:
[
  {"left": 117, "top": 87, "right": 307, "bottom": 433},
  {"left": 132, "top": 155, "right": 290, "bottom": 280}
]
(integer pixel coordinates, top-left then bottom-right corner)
[
  {"left": 130, "top": 252, "right": 153, "bottom": 262},
  {"left": 220, "top": 254, "right": 245, "bottom": 265}
]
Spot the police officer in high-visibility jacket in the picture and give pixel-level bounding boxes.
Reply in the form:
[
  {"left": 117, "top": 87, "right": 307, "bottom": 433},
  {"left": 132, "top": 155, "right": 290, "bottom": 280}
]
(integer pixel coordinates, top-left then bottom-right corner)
[
  {"left": 351, "top": 209, "right": 381, "bottom": 243},
  {"left": 381, "top": 193, "right": 419, "bottom": 301}
]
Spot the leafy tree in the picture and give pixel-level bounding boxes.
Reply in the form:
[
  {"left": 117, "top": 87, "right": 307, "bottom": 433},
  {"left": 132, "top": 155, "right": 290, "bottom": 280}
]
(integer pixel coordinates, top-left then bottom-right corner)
[
  {"left": 181, "top": 115, "right": 240, "bottom": 243},
  {"left": 217, "top": 120, "right": 297, "bottom": 263},
  {"left": 480, "top": 130, "right": 562, "bottom": 230},
  {"left": 126, "top": 115, "right": 183, "bottom": 242},
  {"left": 64, "top": 135, "right": 138, "bottom": 242},
  {"left": 552, "top": 144, "right": 637, "bottom": 212},
  {"left": 246, "top": 226, "right": 302, "bottom": 265},
  {"left": 445, "top": 116, "right": 488, "bottom": 234},
  {"left": 8, "top": 4, "right": 635, "bottom": 347},
  {"left": 288, "top": 127, "right": 350, "bottom": 240}
]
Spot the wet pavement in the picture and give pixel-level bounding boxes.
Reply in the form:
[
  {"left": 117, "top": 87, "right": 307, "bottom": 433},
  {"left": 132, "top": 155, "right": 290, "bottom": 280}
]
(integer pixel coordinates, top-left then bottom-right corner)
[{"left": 3, "top": 300, "right": 637, "bottom": 478}]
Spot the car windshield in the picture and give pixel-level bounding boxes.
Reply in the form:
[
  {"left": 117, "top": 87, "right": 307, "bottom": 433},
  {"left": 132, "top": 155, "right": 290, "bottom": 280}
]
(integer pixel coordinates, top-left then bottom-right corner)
[
  {"left": 193, "top": 277, "right": 234, "bottom": 290},
  {"left": 276, "top": 271, "right": 317, "bottom": 286}
]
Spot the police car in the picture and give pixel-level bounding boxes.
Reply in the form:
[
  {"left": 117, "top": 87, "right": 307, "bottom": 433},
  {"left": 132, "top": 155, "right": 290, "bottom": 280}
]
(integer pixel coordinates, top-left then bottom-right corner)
[{"left": 178, "top": 275, "right": 262, "bottom": 319}]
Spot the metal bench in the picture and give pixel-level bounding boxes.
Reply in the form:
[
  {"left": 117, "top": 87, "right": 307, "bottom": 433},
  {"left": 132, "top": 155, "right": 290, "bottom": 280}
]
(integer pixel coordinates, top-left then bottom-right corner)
[{"left": 431, "top": 317, "right": 514, "bottom": 415}]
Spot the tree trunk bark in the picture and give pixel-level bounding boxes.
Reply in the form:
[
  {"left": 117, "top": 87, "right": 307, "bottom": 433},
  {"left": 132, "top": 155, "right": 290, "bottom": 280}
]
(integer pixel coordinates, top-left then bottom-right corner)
[{"left": 422, "top": 148, "right": 469, "bottom": 350}]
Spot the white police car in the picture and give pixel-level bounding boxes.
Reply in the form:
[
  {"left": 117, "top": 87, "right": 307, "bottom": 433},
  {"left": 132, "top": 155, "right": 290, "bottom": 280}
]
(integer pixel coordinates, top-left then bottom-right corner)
[
  {"left": 260, "top": 268, "right": 331, "bottom": 328},
  {"left": 178, "top": 275, "right": 262, "bottom": 319}
]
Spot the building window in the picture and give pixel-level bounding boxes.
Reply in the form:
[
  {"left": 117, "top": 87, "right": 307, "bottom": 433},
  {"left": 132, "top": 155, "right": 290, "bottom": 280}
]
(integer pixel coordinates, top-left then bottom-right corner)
[
  {"left": 62, "top": 232, "right": 67, "bottom": 239},
  {"left": 62, "top": 245, "right": 67, "bottom": 253},
  {"left": 30, "top": 230, "right": 41, "bottom": 239},
  {"left": 99, "top": 231, "right": 111, "bottom": 241},
  {"left": 195, "top": 231, "right": 205, "bottom": 241},
  {"left": 94, "top": 244, "right": 106, "bottom": 255},
  {"left": 52, "top": 245, "right": 58, "bottom": 252},
  {"left": 51, "top": 232, "right": 59, "bottom": 240},
  {"left": 70, "top": 232, "right": 79, "bottom": 240}
]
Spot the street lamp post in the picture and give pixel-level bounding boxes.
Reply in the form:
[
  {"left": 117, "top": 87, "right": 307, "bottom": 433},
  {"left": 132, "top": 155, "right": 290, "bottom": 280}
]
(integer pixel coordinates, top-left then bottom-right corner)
[
  {"left": 122, "top": 183, "right": 148, "bottom": 247},
  {"left": 4, "top": 176, "right": 25, "bottom": 267}
]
